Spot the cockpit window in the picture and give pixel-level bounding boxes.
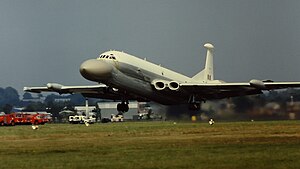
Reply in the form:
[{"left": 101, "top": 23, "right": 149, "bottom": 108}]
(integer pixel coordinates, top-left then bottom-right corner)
[{"left": 98, "top": 54, "right": 117, "bottom": 60}]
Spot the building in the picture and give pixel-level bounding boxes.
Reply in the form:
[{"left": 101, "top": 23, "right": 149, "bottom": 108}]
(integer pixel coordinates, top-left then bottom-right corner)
[
  {"left": 100, "top": 102, "right": 138, "bottom": 119},
  {"left": 75, "top": 101, "right": 138, "bottom": 120}
]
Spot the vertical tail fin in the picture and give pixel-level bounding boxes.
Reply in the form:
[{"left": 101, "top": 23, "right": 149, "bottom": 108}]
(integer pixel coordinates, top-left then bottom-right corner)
[{"left": 192, "top": 43, "right": 214, "bottom": 83}]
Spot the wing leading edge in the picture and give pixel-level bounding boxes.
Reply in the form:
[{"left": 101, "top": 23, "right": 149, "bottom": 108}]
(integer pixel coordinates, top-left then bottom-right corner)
[
  {"left": 24, "top": 80, "right": 300, "bottom": 104},
  {"left": 23, "top": 83, "right": 129, "bottom": 100},
  {"left": 24, "top": 83, "right": 108, "bottom": 94},
  {"left": 179, "top": 80, "right": 300, "bottom": 100}
]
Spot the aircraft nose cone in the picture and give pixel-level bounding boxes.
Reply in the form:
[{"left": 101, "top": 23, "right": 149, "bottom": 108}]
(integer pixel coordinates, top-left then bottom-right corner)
[{"left": 80, "top": 59, "right": 113, "bottom": 81}]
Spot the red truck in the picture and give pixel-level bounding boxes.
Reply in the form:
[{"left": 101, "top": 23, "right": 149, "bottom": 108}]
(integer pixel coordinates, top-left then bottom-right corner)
[
  {"left": 29, "top": 114, "right": 45, "bottom": 125},
  {"left": 0, "top": 112, "right": 50, "bottom": 126},
  {"left": 13, "top": 113, "right": 48, "bottom": 125},
  {"left": 0, "top": 114, "right": 15, "bottom": 126},
  {"left": 12, "top": 113, "right": 31, "bottom": 124}
]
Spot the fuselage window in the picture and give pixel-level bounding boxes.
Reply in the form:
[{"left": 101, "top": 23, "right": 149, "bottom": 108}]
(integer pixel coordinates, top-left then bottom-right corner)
[
  {"left": 112, "top": 56, "right": 116, "bottom": 60},
  {"left": 106, "top": 56, "right": 109, "bottom": 59}
]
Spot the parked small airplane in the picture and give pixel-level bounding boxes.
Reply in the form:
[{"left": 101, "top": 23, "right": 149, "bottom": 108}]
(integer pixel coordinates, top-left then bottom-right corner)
[{"left": 24, "top": 43, "right": 300, "bottom": 112}]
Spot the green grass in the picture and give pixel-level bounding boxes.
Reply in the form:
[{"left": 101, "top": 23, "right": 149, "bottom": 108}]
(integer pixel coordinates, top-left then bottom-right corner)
[{"left": 0, "top": 121, "right": 300, "bottom": 169}]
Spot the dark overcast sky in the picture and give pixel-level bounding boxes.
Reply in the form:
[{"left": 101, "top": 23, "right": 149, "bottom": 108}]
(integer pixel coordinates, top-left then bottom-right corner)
[{"left": 1, "top": 0, "right": 300, "bottom": 94}]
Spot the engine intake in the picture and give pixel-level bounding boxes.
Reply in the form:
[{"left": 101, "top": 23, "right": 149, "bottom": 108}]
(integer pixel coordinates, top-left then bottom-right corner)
[
  {"left": 152, "top": 80, "right": 167, "bottom": 90},
  {"left": 168, "top": 81, "right": 180, "bottom": 91},
  {"left": 152, "top": 80, "right": 180, "bottom": 91}
]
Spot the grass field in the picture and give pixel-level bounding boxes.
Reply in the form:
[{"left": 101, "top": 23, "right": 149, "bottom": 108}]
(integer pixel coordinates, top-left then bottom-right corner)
[{"left": 0, "top": 120, "right": 300, "bottom": 169}]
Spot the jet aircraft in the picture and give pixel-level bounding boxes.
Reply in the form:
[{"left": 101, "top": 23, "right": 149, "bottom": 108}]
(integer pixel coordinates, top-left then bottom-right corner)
[{"left": 24, "top": 43, "right": 300, "bottom": 112}]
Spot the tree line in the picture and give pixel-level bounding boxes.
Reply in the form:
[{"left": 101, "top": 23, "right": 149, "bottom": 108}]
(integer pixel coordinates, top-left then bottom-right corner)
[
  {"left": 1, "top": 86, "right": 300, "bottom": 120},
  {"left": 0, "top": 86, "right": 87, "bottom": 114}
]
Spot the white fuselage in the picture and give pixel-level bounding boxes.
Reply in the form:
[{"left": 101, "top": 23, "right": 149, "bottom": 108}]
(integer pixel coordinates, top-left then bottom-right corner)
[
  {"left": 26, "top": 43, "right": 300, "bottom": 108},
  {"left": 93, "top": 51, "right": 198, "bottom": 104}
]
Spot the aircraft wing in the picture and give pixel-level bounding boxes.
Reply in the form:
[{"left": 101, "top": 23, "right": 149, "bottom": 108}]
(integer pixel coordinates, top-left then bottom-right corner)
[
  {"left": 24, "top": 83, "right": 108, "bottom": 94},
  {"left": 23, "top": 83, "right": 131, "bottom": 100},
  {"left": 179, "top": 80, "right": 300, "bottom": 100},
  {"left": 260, "top": 82, "right": 300, "bottom": 90}
]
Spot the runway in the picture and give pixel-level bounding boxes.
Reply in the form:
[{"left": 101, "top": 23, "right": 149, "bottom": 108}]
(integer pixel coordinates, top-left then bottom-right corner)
[{"left": 0, "top": 121, "right": 299, "bottom": 169}]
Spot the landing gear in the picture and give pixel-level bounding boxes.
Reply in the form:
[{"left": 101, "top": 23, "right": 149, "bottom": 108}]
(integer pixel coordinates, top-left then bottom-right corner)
[
  {"left": 117, "top": 101, "right": 129, "bottom": 113},
  {"left": 188, "top": 95, "right": 201, "bottom": 111},
  {"left": 188, "top": 102, "right": 201, "bottom": 111}
]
